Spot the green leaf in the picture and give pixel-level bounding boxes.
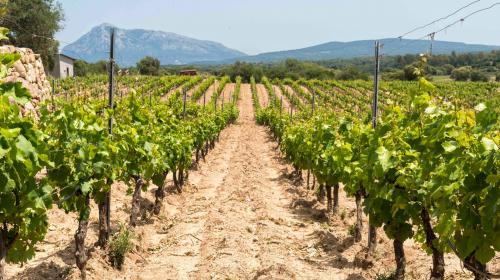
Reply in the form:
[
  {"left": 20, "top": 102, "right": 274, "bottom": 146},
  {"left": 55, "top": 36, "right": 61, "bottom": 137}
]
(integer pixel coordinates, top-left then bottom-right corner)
[
  {"left": 80, "top": 181, "right": 92, "bottom": 195},
  {"left": 376, "top": 146, "right": 391, "bottom": 171},
  {"left": 442, "top": 141, "right": 458, "bottom": 153},
  {"left": 481, "top": 137, "right": 498, "bottom": 152},
  {"left": 475, "top": 244, "right": 495, "bottom": 264}
]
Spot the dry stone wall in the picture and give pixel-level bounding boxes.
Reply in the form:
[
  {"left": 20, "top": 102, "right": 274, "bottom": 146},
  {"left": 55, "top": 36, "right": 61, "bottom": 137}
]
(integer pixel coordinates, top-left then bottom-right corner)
[{"left": 0, "top": 45, "right": 52, "bottom": 116}]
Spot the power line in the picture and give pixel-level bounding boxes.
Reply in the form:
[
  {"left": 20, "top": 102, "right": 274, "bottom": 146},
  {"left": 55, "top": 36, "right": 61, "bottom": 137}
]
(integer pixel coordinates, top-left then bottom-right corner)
[
  {"left": 397, "top": 0, "right": 482, "bottom": 39},
  {"left": 382, "top": 2, "right": 500, "bottom": 56},
  {"left": 0, "top": 16, "right": 73, "bottom": 46}
]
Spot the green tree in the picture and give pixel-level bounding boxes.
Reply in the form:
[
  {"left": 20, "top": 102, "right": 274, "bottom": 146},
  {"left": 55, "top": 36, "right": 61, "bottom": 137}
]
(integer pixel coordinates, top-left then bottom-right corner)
[
  {"left": 137, "top": 56, "right": 160, "bottom": 76},
  {"left": 470, "top": 70, "right": 489, "bottom": 82},
  {"left": 74, "top": 60, "right": 108, "bottom": 77},
  {"left": 451, "top": 66, "right": 472, "bottom": 81},
  {"left": 495, "top": 72, "right": 500, "bottom": 82},
  {"left": 403, "top": 64, "right": 420, "bottom": 81},
  {"left": 336, "top": 66, "right": 369, "bottom": 81},
  {"left": 0, "top": 0, "right": 64, "bottom": 71}
]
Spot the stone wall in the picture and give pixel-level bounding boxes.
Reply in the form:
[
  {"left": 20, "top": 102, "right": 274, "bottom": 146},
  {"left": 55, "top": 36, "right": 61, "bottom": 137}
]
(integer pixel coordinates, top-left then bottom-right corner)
[{"left": 0, "top": 45, "right": 51, "bottom": 115}]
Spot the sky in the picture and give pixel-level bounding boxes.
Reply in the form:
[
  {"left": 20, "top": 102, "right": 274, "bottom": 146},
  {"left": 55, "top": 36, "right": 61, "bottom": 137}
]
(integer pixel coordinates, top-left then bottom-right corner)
[{"left": 55, "top": 0, "right": 500, "bottom": 55}]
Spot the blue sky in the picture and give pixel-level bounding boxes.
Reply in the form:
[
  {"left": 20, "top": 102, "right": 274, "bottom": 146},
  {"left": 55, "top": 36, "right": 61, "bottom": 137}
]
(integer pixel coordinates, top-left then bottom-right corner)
[{"left": 56, "top": 0, "right": 500, "bottom": 55}]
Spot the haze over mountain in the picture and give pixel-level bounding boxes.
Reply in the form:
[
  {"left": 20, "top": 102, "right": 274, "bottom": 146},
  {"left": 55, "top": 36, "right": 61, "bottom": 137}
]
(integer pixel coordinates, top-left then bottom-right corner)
[
  {"left": 62, "top": 24, "right": 246, "bottom": 66},
  {"left": 63, "top": 24, "right": 500, "bottom": 66},
  {"left": 209, "top": 39, "right": 500, "bottom": 65}
]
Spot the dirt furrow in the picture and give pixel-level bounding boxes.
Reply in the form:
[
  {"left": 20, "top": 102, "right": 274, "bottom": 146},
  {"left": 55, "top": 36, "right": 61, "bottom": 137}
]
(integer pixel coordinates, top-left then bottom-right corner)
[
  {"left": 256, "top": 84, "right": 269, "bottom": 108},
  {"left": 273, "top": 85, "right": 291, "bottom": 111},
  {"left": 197, "top": 80, "right": 219, "bottom": 106}
]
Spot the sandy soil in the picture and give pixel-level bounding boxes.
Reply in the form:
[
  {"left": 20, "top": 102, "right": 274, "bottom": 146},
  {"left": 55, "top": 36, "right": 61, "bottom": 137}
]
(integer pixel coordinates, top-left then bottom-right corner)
[
  {"left": 185, "top": 78, "right": 207, "bottom": 100},
  {"left": 283, "top": 85, "right": 308, "bottom": 106},
  {"left": 197, "top": 81, "right": 219, "bottom": 106},
  {"left": 217, "top": 83, "right": 235, "bottom": 105},
  {"left": 256, "top": 84, "right": 269, "bottom": 108},
  {"left": 6, "top": 84, "right": 497, "bottom": 280},
  {"left": 273, "top": 85, "right": 291, "bottom": 111}
]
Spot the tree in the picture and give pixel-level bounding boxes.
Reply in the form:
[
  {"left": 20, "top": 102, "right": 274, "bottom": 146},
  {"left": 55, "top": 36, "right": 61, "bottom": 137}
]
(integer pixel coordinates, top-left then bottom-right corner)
[
  {"left": 496, "top": 73, "right": 500, "bottom": 82},
  {"left": 451, "top": 66, "right": 472, "bottom": 81},
  {"left": 74, "top": 60, "right": 108, "bottom": 77},
  {"left": 403, "top": 64, "right": 420, "bottom": 81},
  {"left": 336, "top": 66, "right": 369, "bottom": 81},
  {"left": 0, "top": 0, "right": 64, "bottom": 71},
  {"left": 137, "top": 56, "right": 160, "bottom": 76},
  {"left": 470, "top": 70, "right": 488, "bottom": 82}
]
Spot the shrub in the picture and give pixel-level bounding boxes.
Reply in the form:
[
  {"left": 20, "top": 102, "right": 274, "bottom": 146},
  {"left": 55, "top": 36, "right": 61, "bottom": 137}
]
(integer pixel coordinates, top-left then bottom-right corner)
[
  {"left": 108, "top": 224, "right": 134, "bottom": 270},
  {"left": 451, "top": 66, "right": 472, "bottom": 81},
  {"left": 470, "top": 70, "right": 489, "bottom": 82}
]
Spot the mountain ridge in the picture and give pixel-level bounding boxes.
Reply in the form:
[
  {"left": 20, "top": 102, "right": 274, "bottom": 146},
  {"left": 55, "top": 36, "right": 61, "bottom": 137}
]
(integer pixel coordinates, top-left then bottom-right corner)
[
  {"left": 205, "top": 38, "right": 500, "bottom": 65},
  {"left": 62, "top": 23, "right": 246, "bottom": 66},
  {"left": 63, "top": 24, "right": 500, "bottom": 66}
]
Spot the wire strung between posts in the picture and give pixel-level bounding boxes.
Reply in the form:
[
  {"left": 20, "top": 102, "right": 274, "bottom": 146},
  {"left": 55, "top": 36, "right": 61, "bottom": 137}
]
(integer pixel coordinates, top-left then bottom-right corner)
[
  {"left": 397, "top": 0, "right": 482, "bottom": 39},
  {"left": 382, "top": 2, "right": 500, "bottom": 56},
  {"left": 446, "top": 240, "right": 500, "bottom": 279}
]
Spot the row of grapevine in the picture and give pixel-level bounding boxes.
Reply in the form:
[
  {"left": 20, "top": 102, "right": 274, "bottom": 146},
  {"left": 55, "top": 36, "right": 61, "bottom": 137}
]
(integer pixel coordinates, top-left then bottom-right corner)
[
  {"left": 256, "top": 74, "right": 499, "bottom": 280},
  {"left": 1, "top": 42, "right": 241, "bottom": 280}
]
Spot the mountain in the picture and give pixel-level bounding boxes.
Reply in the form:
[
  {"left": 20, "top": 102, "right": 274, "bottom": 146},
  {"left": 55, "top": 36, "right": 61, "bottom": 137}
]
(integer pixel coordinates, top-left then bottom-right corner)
[
  {"left": 208, "top": 38, "right": 500, "bottom": 65},
  {"left": 63, "top": 24, "right": 500, "bottom": 66},
  {"left": 62, "top": 23, "right": 246, "bottom": 66}
]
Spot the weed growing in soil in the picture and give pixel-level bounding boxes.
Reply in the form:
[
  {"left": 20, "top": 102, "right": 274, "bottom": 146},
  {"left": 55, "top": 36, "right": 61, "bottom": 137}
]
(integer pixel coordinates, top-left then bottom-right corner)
[
  {"left": 375, "top": 271, "right": 396, "bottom": 280},
  {"left": 109, "top": 224, "right": 134, "bottom": 270},
  {"left": 347, "top": 224, "right": 355, "bottom": 237}
]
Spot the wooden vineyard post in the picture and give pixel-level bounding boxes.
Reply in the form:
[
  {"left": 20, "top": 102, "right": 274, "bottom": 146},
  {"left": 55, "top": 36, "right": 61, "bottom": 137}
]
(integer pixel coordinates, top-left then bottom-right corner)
[
  {"left": 99, "top": 27, "right": 115, "bottom": 247},
  {"left": 312, "top": 87, "right": 315, "bottom": 115},
  {"left": 183, "top": 88, "right": 187, "bottom": 118},
  {"left": 280, "top": 95, "right": 283, "bottom": 114},
  {"left": 203, "top": 86, "right": 207, "bottom": 108},
  {"left": 51, "top": 79, "right": 55, "bottom": 110},
  {"left": 368, "top": 40, "right": 381, "bottom": 256},
  {"left": 222, "top": 91, "right": 224, "bottom": 110}
]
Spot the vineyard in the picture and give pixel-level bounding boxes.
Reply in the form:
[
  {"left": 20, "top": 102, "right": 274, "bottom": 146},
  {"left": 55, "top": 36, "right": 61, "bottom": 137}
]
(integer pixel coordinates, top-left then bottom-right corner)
[{"left": 1, "top": 47, "right": 500, "bottom": 280}]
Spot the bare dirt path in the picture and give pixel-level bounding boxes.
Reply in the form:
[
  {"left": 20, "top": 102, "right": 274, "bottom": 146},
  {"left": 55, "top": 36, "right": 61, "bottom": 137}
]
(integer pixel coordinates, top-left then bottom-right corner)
[
  {"left": 132, "top": 84, "right": 340, "bottom": 280},
  {"left": 197, "top": 80, "right": 219, "bottom": 106},
  {"left": 185, "top": 78, "right": 207, "bottom": 100},
  {"left": 217, "top": 83, "right": 235, "bottom": 104},
  {"left": 256, "top": 84, "right": 269, "bottom": 108},
  {"left": 273, "top": 85, "right": 291, "bottom": 111},
  {"left": 284, "top": 85, "right": 307, "bottom": 106}
]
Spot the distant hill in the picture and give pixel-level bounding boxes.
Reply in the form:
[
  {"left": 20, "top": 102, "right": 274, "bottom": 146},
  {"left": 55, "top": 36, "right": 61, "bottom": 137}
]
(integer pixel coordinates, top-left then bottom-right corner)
[
  {"left": 63, "top": 25, "right": 500, "bottom": 66},
  {"left": 207, "top": 38, "right": 500, "bottom": 65},
  {"left": 62, "top": 23, "right": 246, "bottom": 66}
]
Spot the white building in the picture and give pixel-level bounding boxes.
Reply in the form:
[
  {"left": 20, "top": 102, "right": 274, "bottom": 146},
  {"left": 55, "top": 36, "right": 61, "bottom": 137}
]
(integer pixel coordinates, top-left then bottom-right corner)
[{"left": 51, "top": 54, "right": 76, "bottom": 78}]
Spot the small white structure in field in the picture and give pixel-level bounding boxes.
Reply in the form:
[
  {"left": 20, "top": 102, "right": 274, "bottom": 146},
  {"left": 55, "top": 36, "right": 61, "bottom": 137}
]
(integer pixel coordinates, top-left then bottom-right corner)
[{"left": 51, "top": 53, "right": 76, "bottom": 78}]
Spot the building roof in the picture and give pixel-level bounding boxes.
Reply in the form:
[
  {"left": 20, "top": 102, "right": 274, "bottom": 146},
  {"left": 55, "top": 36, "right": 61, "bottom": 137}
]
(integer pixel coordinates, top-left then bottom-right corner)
[{"left": 58, "top": 53, "right": 77, "bottom": 62}]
